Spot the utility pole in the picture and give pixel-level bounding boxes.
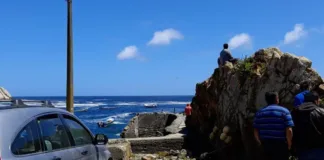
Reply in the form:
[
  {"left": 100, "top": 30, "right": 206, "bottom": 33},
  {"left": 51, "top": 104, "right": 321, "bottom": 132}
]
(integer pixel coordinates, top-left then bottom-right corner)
[{"left": 66, "top": 0, "right": 74, "bottom": 113}]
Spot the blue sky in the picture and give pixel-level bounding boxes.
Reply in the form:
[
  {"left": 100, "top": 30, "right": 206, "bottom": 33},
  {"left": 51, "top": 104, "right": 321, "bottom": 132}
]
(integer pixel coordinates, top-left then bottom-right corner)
[{"left": 0, "top": 0, "right": 323, "bottom": 96}]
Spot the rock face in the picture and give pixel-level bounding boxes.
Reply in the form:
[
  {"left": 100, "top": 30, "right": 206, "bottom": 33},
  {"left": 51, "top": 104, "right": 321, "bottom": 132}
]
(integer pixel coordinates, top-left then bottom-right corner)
[
  {"left": 0, "top": 87, "right": 12, "bottom": 100},
  {"left": 121, "top": 113, "right": 179, "bottom": 138},
  {"left": 186, "top": 48, "right": 324, "bottom": 159}
]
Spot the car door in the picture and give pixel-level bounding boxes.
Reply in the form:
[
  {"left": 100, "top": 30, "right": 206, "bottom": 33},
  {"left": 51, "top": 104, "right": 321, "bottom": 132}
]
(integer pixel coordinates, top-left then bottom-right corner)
[
  {"left": 36, "top": 113, "right": 76, "bottom": 160},
  {"left": 61, "top": 114, "right": 97, "bottom": 160}
]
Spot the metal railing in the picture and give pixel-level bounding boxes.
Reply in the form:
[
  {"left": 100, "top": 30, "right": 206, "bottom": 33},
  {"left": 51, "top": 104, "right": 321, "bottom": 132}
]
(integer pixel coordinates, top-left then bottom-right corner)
[{"left": 0, "top": 99, "right": 55, "bottom": 108}]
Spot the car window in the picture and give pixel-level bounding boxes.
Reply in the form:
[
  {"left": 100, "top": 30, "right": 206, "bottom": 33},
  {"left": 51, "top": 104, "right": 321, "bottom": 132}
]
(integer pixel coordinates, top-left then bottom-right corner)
[
  {"left": 62, "top": 115, "right": 93, "bottom": 146},
  {"left": 11, "top": 120, "right": 42, "bottom": 155},
  {"left": 37, "top": 114, "right": 71, "bottom": 151}
]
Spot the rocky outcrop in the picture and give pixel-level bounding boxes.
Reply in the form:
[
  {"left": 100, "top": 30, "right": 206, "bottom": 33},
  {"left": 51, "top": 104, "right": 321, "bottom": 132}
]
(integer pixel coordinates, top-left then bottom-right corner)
[
  {"left": 121, "top": 113, "right": 180, "bottom": 138},
  {"left": 186, "top": 48, "right": 324, "bottom": 159},
  {"left": 0, "top": 87, "right": 11, "bottom": 100}
]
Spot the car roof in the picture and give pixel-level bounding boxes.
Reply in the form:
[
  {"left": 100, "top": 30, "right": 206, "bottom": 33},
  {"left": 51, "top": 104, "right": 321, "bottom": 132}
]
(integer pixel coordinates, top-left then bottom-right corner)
[{"left": 0, "top": 107, "right": 72, "bottom": 155}]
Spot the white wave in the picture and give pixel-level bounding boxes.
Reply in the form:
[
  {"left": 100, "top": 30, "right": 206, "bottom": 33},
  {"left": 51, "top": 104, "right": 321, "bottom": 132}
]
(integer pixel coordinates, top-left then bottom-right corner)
[
  {"left": 52, "top": 101, "right": 106, "bottom": 108},
  {"left": 81, "top": 113, "right": 133, "bottom": 124},
  {"left": 112, "top": 101, "right": 190, "bottom": 106},
  {"left": 83, "top": 118, "right": 126, "bottom": 125},
  {"left": 158, "top": 101, "right": 190, "bottom": 105},
  {"left": 113, "top": 102, "right": 139, "bottom": 106},
  {"left": 113, "top": 121, "right": 126, "bottom": 124},
  {"left": 107, "top": 113, "right": 133, "bottom": 120}
]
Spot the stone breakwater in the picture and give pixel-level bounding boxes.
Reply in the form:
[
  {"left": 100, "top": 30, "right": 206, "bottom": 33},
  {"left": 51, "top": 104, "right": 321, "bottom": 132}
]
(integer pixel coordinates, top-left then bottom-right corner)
[
  {"left": 108, "top": 113, "right": 189, "bottom": 160},
  {"left": 121, "top": 113, "right": 185, "bottom": 138}
]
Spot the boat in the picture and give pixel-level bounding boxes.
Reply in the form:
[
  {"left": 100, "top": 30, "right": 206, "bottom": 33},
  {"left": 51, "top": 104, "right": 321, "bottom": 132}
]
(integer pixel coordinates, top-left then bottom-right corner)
[
  {"left": 106, "top": 118, "right": 114, "bottom": 124},
  {"left": 144, "top": 103, "right": 158, "bottom": 108},
  {"left": 97, "top": 118, "right": 114, "bottom": 128}
]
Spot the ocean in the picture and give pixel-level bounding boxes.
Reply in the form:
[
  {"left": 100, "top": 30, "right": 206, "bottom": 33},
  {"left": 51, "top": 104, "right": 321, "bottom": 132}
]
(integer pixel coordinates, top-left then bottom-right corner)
[{"left": 14, "top": 96, "right": 193, "bottom": 139}]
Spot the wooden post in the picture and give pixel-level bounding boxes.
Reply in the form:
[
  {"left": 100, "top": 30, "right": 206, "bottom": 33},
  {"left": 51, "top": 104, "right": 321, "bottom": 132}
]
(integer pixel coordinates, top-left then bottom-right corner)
[{"left": 66, "top": 0, "right": 74, "bottom": 113}]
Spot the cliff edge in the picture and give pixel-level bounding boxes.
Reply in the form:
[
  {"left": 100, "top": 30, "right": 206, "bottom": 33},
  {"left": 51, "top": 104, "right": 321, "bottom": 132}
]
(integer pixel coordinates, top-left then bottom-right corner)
[
  {"left": 186, "top": 47, "right": 324, "bottom": 159},
  {"left": 0, "top": 87, "right": 12, "bottom": 100}
]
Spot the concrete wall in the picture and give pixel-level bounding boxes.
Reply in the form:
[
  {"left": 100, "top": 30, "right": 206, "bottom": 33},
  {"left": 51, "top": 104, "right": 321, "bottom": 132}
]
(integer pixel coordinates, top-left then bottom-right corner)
[
  {"left": 127, "top": 136, "right": 184, "bottom": 153},
  {"left": 121, "top": 116, "right": 139, "bottom": 138}
]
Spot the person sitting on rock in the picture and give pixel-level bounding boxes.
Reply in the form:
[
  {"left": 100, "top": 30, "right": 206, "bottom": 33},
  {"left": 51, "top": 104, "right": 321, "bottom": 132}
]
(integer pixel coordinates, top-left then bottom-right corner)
[
  {"left": 291, "top": 92, "right": 324, "bottom": 159},
  {"left": 294, "top": 81, "right": 311, "bottom": 108},
  {"left": 218, "top": 43, "right": 238, "bottom": 66},
  {"left": 253, "top": 91, "right": 294, "bottom": 160}
]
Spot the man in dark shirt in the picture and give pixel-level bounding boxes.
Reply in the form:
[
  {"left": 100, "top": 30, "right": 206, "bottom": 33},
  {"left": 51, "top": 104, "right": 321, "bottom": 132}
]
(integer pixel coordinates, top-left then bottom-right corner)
[
  {"left": 294, "top": 81, "right": 310, "bottom": 107},
  {"left": 292, "top": 92, "right": 324, "bottom": 159},
  {"left": 218, "top": 43, "right": 237, "bottom": 66},
  {"left": 253, "top": 91, "right": 294, "bottom": 160}
]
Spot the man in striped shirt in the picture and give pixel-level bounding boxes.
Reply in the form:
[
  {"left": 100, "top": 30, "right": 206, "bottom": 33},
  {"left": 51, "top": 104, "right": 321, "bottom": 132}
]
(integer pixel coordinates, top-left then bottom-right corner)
[{"left": 253, "top": 91, "right": 294, "bottom": 160}]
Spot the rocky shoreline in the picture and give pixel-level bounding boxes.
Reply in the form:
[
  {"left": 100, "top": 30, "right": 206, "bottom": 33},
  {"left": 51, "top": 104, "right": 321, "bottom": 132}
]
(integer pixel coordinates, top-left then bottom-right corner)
[
  {"left": 3, "top": 47, "right": 323, "bottom": 160},
  {"left": 108, "top": 47, "right": 324, "bottom": 160}
]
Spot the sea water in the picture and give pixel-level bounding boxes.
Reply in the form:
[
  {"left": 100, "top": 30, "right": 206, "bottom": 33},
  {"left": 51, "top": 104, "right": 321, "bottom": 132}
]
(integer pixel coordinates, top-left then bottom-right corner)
[{"left": 15, "top": 96, "right": 192, "bottom": 138}]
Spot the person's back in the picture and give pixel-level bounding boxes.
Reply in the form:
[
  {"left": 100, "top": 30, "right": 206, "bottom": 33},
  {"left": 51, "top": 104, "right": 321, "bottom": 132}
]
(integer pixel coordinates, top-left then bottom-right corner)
[
  {"left": 253, "top": 92, "right": 293, "bottom": 160},
  {"left": 254, "top": 105, "right": 292, "bottom": 140},
  {"left": 218, "top": 43, "right": 234, "bottom": 66},
  {"left": 220, "top": 49, "right": 232, "bottom": 63},
  {"left": 294, "top": 81, "right": 310, "bottom": 107},
  {"left": 292, "top": 92, "right": 324, "bottom": 159}
]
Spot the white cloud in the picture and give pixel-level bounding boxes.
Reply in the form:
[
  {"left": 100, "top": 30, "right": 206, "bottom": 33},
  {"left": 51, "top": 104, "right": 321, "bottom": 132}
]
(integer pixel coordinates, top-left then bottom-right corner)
[
  {"left": 228, "top": 33, "right": 252, "bottom": 49},
  {"left": 283, "top": 24, "right": 307, "bottom": 44},
  {"left": 116, "top": 45, "right": 139, "bottom": 60},
  {"left": 147, "top": 28, "right": 183, "bottom": 46}
]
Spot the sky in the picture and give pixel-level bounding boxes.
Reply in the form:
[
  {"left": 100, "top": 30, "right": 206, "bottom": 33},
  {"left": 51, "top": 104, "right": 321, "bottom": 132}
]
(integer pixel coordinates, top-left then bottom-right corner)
[{"left": 0, "top": 0, "right": 324, "bottom": 96}]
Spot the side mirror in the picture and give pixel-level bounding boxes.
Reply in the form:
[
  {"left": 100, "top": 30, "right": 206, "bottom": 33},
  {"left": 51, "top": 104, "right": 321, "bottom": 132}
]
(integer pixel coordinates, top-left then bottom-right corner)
[{"left": 93, "top": 134, "right": 108, "bottom": 145}]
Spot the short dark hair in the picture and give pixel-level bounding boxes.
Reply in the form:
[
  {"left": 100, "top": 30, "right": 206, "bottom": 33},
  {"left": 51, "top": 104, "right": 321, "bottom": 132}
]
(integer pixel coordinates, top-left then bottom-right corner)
[
  {"left": 304, "top": 92, "right": 319, "bottom": 103},
  {"left": 300, "top": 81, "right": 310, "bottom": 91},
  {"left": 265, "top": 91, "right": 279, "bottom": 105},
  {"left": 223, "top": 43, "right": 229, "bottom": 49}
]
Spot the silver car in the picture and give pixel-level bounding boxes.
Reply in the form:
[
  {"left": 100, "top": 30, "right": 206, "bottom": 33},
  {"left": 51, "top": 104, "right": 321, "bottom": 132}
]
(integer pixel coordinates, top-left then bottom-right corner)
[{"left": 0, "top": 99, "right": 112, "bottom": 160}]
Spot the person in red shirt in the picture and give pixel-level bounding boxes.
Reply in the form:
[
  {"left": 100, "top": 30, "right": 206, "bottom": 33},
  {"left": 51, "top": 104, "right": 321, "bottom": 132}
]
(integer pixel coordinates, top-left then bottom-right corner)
[{"left": 185, "top": 104, "right": 192, "bottom": 116}]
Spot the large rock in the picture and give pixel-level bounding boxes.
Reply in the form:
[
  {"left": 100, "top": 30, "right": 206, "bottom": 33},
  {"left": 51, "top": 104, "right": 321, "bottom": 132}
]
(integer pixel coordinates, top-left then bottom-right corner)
[
  {"left": 121, "top": 113, "right": 178, "bottom": 138},
  {"left": 108, "top": 139, "right": 132, "bottom": 160},
  {"left": 186, "top": 47, "right": 324, "bottom": 159},
  {"left": 0, "top": 87, "right": 11, "bottom": 100}
]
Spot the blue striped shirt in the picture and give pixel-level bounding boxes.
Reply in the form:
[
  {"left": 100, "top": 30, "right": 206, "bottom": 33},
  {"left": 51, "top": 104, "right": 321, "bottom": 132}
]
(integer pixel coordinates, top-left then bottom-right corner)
[{"left": 253, "top": 105, "right": 294, "bottom": 140}]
